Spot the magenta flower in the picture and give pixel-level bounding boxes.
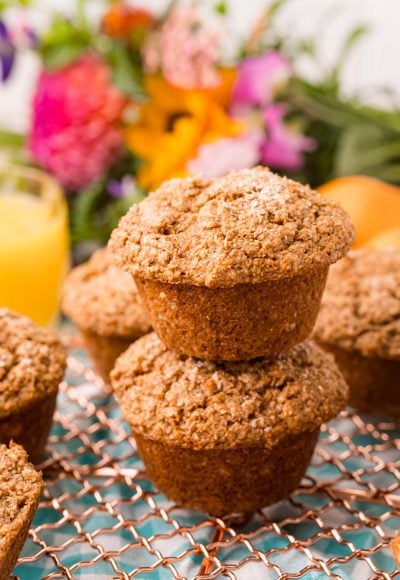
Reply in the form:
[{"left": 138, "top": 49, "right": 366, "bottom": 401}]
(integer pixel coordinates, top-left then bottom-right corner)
[
  {"left": 188, "top": 129, "right": 264, "bottom": 178},
  {"left": 232, "top": 51, "right": 290, "bottom": 108},
  {"left": 29, "top": 55, "right": 126, "bottom": 191},
  {"left": 261, "top": 104, "right": 316, "bottom": 171}
]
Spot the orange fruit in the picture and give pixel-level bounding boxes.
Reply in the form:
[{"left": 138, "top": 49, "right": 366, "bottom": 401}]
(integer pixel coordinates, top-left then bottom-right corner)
[
  {"left": 318, "top": 175, "right": 400, "bottom": 246},
  {"left": 365, "top": 226, "right": 400, "bottom": 249}
]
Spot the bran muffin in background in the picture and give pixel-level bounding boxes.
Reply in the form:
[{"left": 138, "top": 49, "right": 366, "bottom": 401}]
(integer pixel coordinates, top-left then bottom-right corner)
[
  {"left": 314, "top": 248, "right": 400, "bottom": 417},
  {"left": 62, "top": 248, "right": 152, "bottom": 382},
  {"left": 0, "top": 308, "right": 66, "bottom": 462},
  {"left": 0, "top": 442, "right": 43, "bottom": 577}
]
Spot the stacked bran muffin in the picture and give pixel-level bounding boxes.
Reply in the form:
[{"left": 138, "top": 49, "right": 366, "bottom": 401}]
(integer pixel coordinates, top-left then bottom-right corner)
[{"left": 108, "top": 167, "right": 354, "bottom": 514}]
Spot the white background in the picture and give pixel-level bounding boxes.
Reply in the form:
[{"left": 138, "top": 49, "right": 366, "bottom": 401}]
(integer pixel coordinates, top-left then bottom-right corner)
[{"left": 0, "top": 0, "right": 398, "bottom": 133}]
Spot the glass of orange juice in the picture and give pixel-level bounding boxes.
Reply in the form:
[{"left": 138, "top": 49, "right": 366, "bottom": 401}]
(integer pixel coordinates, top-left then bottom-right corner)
[{"left": 0, "top": 165, "right": 69, "bottom": 326}]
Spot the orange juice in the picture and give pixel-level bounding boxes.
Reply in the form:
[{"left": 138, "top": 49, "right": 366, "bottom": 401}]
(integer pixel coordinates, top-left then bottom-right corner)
[{"left": 0, "top": 168, "right": 69, "bottom": 326}]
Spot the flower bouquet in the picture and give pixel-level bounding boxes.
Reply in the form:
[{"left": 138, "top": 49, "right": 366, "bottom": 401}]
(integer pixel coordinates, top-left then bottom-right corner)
[{"left": 2, "top": 0, "right": 400, "bottom": 258}]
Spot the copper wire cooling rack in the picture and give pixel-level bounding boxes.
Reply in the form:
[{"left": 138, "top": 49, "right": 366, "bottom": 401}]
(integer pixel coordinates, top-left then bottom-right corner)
[{"left": 14, "top": 337, "right": 400, "bottom": 579}]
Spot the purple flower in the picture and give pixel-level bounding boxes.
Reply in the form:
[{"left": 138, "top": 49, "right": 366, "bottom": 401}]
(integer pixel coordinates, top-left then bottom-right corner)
[
  {"left": 0, "top": 21, "right": 15, "bottom": 82},
  {"left": 107, "top": 175, "right": 137, "bottom": 198},
  {"left": 261, "top": 104, "right": 316, "bottom": 171},
  {"left": 232, "top": 51, "right": 291, "bottom": 108}
]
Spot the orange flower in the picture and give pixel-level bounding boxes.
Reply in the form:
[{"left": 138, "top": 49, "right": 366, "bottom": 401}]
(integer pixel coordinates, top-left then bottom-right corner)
[
  {"left": 124, "top": 70, "right": 243, "bottom": 189},
  {"left": 102, "top": 3, "right": 155, "bottom": 39}
]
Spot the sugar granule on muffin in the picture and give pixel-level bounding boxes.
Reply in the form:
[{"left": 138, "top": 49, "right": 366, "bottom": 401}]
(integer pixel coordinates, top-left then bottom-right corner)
[
  {"left": 111, "top": 333, "right": 348, "bottom": 514},
  {"left": 110, "top": 167, "right": 354, "bottom": 287},
  {"left": 108, "top": 168, "right": 354, "bottom": 360},
  {"left": 0, "top": 308, "right": 66, "bottom": 462},
  {"left": 0, "top": 442, "right": 43, "bottom": 577},
  {"left": 63, "top": 248, "right": 151, "bottom": 380},
  {"left": 314, "top": 248, "right": 400, "bottom": 416}
]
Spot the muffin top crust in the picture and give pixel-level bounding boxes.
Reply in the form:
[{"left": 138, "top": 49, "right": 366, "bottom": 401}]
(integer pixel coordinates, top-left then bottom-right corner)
[
  {"left": 0, "top": 309, "right": 66, "bottom": 418},
  {"left": 314, "top": 248, "right": 400, "bottom": 360},
  {"left": 109, "top": 167, "right": 354, "bottom": 287},
  {"left": 111, "top": 333, "right": 347, "bottom": 450},
  {"left": 62, "top": 249, "right": 151, "bottom": 337},
  {"left": 0, "top": 443, "right": 42, "bottom": 559}
]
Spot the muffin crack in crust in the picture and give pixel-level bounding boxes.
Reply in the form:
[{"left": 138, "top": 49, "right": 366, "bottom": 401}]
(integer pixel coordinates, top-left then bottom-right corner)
[
  {"left": 0, "top": 309, "right": 66, "bottom": 418},
  {"left": 314, "top": 249, "right": 400, "bottom": 359},
  {"left": 62, "top": 248, "right": 152, "bottom": 337},
  {"left": 109, "top": 167, "right": 354, "bottom": 287},
  {"left": 111, "top": 333, "right": 348, "bottom": 450}
]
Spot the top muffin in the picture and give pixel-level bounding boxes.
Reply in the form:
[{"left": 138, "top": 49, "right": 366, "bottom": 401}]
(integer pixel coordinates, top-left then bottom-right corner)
[
  {"left": 314, "top": 248, "right": 400, "bottom": 359},
  {"left": 109, "top": 167, "right": 354, "bottom": 287},
  {"left": 0, "top": 309, "right": 66, "bottom": 418},
  {"left": 62, "top": 248, "right": 151, "bottom": 337}
]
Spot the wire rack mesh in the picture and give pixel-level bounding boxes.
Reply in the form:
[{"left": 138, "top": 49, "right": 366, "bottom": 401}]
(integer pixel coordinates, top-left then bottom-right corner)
[{"left": 13, "top": 336, "right": 400, "bottom": 579}]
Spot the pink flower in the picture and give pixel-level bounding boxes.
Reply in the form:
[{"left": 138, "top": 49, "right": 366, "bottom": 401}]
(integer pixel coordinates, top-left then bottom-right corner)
[
  {"left": 232, "top": 51, "right": 291, "bottom": 108},
  {"left": 188, "top": 130, "right": 264, "bottom": 178},
  {"left": 143, "top": 6, "right": 221, "bottom": 89},
  {"left": 261, "top": 104, "right": 316, "bottom": 171},
  {"left": 29, "top": 54, "right": 126, "bottom": 190},
  {"left": 228, "top": 51, "right": 315, "bottom": 172}
]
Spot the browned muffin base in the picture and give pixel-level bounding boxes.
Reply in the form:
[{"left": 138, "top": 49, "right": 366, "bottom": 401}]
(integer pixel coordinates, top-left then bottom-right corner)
[
  {"left": 135, "top": 267, "right": 328, "bottom": 361},
  {"left": 322, "top": 344, "right": 400, "bottom": 417},
  {"left": 0, "top": 443, "right": 43, "bottom": 577},
  {"left": 0, "top": 395, "right": 57, "bottom": 464},
  {"left": 135, "top": 430, "right": 319, "bottom": 515},
  {"left": 82, "top": 330, "right": 137, "bottom": 382}
]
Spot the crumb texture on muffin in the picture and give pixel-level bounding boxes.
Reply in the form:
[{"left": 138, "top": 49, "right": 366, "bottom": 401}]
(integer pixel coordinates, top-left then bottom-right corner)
[
  {"left": 0, "top": 442, "right": 42, "bottom": 528},
  {"left": 0, "top": 442, "right": 42, "bottom": 565},
  {"left": 0, "top": 309, "right": 66, "bottom": 418},
  {"left": 62, "top": 248, "right": 152, "bottom": 337},
  {"left": 109, "top": 167, "right": 354, "bottom": 287},
  {"left": 314, "top": 249, "right": 400, "bottom": 359},
  {"left": 111, "top": 333, "right": 348, "bottom": 450}
]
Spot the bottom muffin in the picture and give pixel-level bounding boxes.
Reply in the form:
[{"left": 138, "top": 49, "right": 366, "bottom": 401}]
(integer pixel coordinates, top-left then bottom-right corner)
[
  {"left": 0, "top": 442, "right": 43, "bottom": 577},
  {"left": 111, "top": 333, "right": 348, "bottom": 515}
]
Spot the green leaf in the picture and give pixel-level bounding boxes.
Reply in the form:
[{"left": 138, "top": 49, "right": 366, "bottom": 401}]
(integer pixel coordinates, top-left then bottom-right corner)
[
  {"left": 107, "top": 43, "right": 147, "bottom": 101},
  {"left": 0, "top": 0, "right": 31, "bottom": 8},
  {"left": 334, "top": 123, "right": 400, "bottom": 181},
  {"left": 42, "top": 43, "right": 87, "bottom": 69},
  {"left": 214, "top": 1, "right": 228, "bottom": 15},
  {"left": 340, "top": 24, "right": 369, "bottom": 62},
  {"left": 70, "top": 181, "right": 107, "bottom": 244},
  {"left": 0, "top": 130, "right": 25, "bottom": 149},
  {"left": 40, "top": 14, "right": 92, "bottom": 69},
  {"left": 268, "top": 0, "right": 287, "bottom": 17}
]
